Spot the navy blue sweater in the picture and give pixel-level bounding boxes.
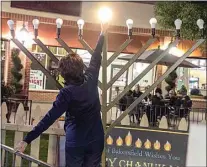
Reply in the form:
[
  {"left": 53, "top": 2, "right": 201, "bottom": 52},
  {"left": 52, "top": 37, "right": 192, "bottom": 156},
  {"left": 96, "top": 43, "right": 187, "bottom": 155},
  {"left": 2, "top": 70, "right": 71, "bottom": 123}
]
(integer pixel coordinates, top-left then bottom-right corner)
[{"left": 24, "top": 35, "right": 105, "bottom": 147}]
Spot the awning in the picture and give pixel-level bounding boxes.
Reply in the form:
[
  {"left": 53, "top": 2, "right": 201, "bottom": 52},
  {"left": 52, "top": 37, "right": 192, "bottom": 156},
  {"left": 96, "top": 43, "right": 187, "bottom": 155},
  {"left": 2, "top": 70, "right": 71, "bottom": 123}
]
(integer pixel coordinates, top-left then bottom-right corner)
[{"left": 118, "top": 49, "right": 200, "bottom": 68}]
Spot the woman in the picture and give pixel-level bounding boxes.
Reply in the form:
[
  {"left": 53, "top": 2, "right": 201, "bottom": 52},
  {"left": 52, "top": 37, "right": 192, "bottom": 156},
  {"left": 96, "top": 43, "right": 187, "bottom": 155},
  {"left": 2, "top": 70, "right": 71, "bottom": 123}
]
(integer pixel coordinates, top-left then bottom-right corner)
[
  {"left": 151, "top": 88, "right": 164, "bottom": 126},
  {"left": 14, "top": 23, "right": 108, "bottom": 167},
  {"left": 125, "top": 90, "right": 135, "bottom": 123}
]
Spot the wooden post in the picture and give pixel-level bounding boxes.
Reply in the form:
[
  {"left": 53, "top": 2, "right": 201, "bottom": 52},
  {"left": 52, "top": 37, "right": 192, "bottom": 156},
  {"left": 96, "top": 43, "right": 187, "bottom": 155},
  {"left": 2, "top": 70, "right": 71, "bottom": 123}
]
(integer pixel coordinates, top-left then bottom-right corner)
[
  {"left": 1, "top": 102, "right": 7, "bottom": 165},
  {"left": 14, "top": 104, "right": 25, "bottom": 166},
  {"left": 47, "top": 122, "right": 59, "bottom": 166},
  {"left": 140, "top": 113, "right": 149, "bottom": 127},
  {"left": 159, "top": 116, "right": 168, "bottom": 129}
]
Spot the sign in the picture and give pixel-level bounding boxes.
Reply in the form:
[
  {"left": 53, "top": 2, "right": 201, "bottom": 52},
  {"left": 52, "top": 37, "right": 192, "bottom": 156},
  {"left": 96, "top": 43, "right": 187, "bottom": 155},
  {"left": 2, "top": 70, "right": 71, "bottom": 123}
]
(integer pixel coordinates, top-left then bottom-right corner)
[
  {"left": 58, "top": 126, "right": 188, "bottom": 167},
  {"left": 29, "top": 70, "right": 44, "bottom": 90},
  {"left": 106, "top": 126, "right": 189, "bottom": 167}
]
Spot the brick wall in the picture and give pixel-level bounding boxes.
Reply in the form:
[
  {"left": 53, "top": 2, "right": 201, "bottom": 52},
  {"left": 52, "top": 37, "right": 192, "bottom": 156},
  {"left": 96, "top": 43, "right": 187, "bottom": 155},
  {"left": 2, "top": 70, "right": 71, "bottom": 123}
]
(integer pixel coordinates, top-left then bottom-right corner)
[
  {"left": 1, "top": 11, "right": 172, "bottom": 37},
  {"left": 23, "top": 58, "right": 31, "bottom": 95},
  {"left": 29, "top": 90, "right": 58, "bottom": 102}
]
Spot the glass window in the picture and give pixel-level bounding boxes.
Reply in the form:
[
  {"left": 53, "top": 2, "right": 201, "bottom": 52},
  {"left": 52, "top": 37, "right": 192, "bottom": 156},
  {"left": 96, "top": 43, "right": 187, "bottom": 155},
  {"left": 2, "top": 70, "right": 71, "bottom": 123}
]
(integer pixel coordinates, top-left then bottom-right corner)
[
  {"left": 177, "top": 58, "right": 207, "bottom": 94},
  {"left": 58, "top": 47, "right": 67, "bottom": 56},
  {"left": 188, "top": 59, "right": 206, "bottom": 90},
  {"left": 133, "top": 62, "right": 153, "bottom": 89},
  {"left": 48, "top": 46, "right": 57, "bottom": 54}
]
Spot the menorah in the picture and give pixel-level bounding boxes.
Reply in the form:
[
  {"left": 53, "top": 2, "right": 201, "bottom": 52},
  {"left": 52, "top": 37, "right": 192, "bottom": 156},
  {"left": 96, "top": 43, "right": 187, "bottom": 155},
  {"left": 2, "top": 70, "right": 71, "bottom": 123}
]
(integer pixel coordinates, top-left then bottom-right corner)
[{"left": 7, "top": 11, "right": 205, "bottom": 166}]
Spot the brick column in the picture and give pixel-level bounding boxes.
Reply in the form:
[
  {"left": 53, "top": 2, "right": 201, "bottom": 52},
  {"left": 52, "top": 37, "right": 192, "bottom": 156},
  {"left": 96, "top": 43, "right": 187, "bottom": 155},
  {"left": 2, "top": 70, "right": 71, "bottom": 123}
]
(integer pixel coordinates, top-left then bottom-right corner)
[{"left": 23, "top": 58, "right": 31, "bottom": 96}]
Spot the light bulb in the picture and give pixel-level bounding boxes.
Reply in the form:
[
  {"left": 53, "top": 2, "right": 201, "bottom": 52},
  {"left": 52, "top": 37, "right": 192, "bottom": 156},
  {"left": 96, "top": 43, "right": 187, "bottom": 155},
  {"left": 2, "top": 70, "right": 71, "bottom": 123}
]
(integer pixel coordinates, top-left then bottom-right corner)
[
  {"left": 56, "top": 18, "right": 63, "bottom": 28},
  {"left": 77, "top": 19, "right": 85, "bottom": 29},
  {"left": 174, "top": 19, "right": 182, "bottom": 30},
  {"left": 7, "top": 20, "right": 14, "bottom": 30},
  {"left": 197, "top": 19, "right": 204, "bottom": 29},
  {"left": 98, "top": 7, "right": 112, "bottom": 23},
  {"left": 32, "top": 19, "right": 39, "bottom": 29},
  {"left": 149, "top": 18, "right": 157, "bottom": 28},
  {"left": 126, "top": 19, "right": 133, "bottom": 29}
]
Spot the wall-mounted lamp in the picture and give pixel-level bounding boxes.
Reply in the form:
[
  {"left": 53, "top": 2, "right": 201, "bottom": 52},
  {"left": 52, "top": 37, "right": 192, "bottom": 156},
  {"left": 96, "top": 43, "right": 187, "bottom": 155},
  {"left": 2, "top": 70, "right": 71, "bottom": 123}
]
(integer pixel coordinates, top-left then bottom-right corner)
[
  {"left": 32, "top": 19, "right": 39, "bottom": 39},
  {"left": 174, "top": 19, "right": 182, "bottom": 39},
  {"left": 149, "top": 18, "right": 157, "bottom": 38},
  {"left": 56, "top": 18, "right": 63, "bottom": 38},
  {"left": 7, "top": 20, "right": 15, "bottom": 38},
  {"left": 126, "top": 19, "right": 133, "bottom": 38},
  {"left": 77, "top": 19, "right": 85, "bottom": 38},
  {"left": 197, "top": 19, "right": 204, "bottom": 38},
  {"left": 19, "top": 23, "right": 29, "bottom": 44}
]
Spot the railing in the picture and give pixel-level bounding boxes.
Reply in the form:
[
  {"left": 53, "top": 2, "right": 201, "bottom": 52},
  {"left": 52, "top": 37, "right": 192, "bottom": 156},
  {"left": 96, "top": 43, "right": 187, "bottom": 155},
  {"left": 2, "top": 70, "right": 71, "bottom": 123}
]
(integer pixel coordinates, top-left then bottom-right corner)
[
  {"left": 1, "top": 144, "right": 52, "bottom": 167},
  {"left": 112, "top": 103, "right": 206, "bottom": 128},
  {"left": 1, "top": 98, "right": 32, "bottom": 125}
]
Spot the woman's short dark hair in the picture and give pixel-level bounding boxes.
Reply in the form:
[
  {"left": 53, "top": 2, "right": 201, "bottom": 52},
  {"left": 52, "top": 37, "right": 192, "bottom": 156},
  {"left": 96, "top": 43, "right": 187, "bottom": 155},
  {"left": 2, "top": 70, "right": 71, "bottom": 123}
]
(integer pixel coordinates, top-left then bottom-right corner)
[
  {"left": 58, "top": 54, "right": 84, "bottom": 84},
  {"left": 155, "top": 88, "right": 162, "bottom": 94}
]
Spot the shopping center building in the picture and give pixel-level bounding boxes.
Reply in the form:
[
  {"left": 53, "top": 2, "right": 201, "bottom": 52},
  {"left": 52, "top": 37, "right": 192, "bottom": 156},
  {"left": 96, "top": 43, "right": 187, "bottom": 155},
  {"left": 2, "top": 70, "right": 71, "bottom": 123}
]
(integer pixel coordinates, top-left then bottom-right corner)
[{"left": 1, "top": 1, "right": 206, "bottom": 108}]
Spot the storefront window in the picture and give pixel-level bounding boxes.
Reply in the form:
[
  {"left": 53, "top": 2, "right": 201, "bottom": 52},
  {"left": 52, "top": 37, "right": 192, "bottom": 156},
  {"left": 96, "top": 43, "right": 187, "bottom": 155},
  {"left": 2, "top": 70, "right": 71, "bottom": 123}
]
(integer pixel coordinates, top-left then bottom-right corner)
[
  {"left": 187, "top": 58, "right": 206, "bottom": 94},
  {"left": 177, "top": 58, "right": 206, "bottom": 95}
]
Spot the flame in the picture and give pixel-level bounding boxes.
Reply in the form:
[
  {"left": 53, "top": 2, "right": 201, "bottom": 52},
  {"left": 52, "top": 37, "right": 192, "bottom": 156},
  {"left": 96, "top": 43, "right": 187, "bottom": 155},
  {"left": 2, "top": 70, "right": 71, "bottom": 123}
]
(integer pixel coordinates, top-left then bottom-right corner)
[
  {"left": 144, "top": 139, "right": 151, "bottom": 149},
  {"left": 106, "top": 135, "right": 113, "bottom": 145},
  {"left": 135, "top": 138, "right": 142, "bottom": 148},
  {"left": 116, "top": 136, "right": 123, "bottom": 146},
  {"left": 164, "top": 141, "right": 171, "bottom": 151},
  {"left": 154, "top": 140, "right": 161, "bottom": 150},
  {"left": 125, "top": 131, "right": 132, "bottom": 146}
]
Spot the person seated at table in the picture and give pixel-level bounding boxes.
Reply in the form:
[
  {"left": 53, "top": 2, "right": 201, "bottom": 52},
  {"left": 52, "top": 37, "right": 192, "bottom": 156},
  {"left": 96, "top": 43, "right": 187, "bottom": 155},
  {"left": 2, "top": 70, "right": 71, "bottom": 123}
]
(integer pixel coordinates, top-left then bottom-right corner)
[
  {"left": 133, "top": 84, "right": 144, "bottom": 123},
  {"left": 165, "top": 90, "right": 177, "bottom": 106},
  {"left": 175, "top": 92, "right": 192, "bottom": 117},
  {"left": 133, "top": 84, "right": 143, "bottom": 98},
  {"left": 144, "top": 85, "right": 152, "bottom": 102},
  {"left": 165, "top": 89, "right": 178, "bottom": 116},
  {"left": 151, "top": 88, "right": 165, "bottom": 126},
  {"left": 119, "top": 88, "right": 127, "bottom": 113}
]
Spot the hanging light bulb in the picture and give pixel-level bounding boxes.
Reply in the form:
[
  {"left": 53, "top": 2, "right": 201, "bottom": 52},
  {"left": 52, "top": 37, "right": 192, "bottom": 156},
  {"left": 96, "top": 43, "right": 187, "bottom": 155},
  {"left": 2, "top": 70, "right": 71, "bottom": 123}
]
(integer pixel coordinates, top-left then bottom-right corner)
[
  {"left": 174, "top": 19, "right": 182, "bottom": 30},
  {"left": 77, "top": 19, "right": 85, "bottom": 38},
  {"left": 32, "top": 19, "right": 39, "bottom": 38},
  {"left": 98, "top": 7, "right": 112, "bottom": 23},
  {"left": 149, "top": 18, "right": 157, "bottom": 38},
  {"left": 7, "top": 20, "right": 15, "bottom": 38},
  {"left": 197, "top": 19, "right": 204, "bottom": 29},
  {"left": 126, "top": 19, "right": 133, "bottom": 38},
  {"left": 56, "top": 18, "right": 63, "bottom": 38},
  {"left": 197, "top": 19, "right": 204, "bottom": 38},
  {"left": 174, "top": 19, "right": 182, "bottom": 39}
]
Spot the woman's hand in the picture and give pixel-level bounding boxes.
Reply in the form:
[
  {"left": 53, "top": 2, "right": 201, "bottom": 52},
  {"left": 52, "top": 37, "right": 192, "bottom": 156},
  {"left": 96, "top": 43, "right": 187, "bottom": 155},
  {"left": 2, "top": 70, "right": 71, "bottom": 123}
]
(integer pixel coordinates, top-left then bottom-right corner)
[
  {"left": 101, "top": 23, "right": 109, "bottom": 35},
  {"left": 14, "top": 141, "right": 28, "bottom": 153}
]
